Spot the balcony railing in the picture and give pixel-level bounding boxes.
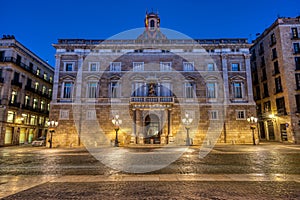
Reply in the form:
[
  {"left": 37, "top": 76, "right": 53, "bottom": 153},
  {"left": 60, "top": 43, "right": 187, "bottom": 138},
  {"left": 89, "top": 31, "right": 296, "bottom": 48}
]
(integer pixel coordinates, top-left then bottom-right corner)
[
  {"left": 130, "top": 96, "right": 174, "bottom": 103},
  {"left": 0, "top": 57, "right": 52, "bottom": 84},
  {"left": 11, "top": 80, "right": 22, "bottom": 87},
  {"left": 9, "top": 101, "right": 20, "bottom": 108},
  {"left": 277, "top": 108, "right": 287, "bottom": 115}
]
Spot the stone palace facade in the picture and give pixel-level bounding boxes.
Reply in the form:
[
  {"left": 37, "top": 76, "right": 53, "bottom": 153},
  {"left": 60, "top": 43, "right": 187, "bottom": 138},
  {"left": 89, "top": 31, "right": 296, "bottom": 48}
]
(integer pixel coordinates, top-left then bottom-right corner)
[{"left": 50, "top": 12, "right": 256, "bottom": 147}]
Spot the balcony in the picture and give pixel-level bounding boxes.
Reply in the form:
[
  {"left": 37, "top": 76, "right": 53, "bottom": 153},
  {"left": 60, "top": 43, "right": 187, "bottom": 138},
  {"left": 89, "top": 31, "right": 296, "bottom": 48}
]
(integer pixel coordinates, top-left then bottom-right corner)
[
  {"left": 9, "top": 101, "right": 20, "bottom": 108},
  {"left": 130, "top": 96, "right": 174, "bottom": 103},
  {"left": 277, "top": 108, "right": 287, "bottom": 115},
  {"left": 22, "top": 104, "right": 33, "bottom": 110},
  {"left": 11, "top": 80, "right": 22, "bottom": 88},
  {"left": 272, "top": 70, "right": 280, "bottom": 76},
  {"left": 274, "top": 88, "right": 283, "bottom": 94},
  {"left": 0, "top": 57, "right": 52, "bottom": 84},
  {"left": 25, "top": 85, "right": 36, "bottom": 92}
]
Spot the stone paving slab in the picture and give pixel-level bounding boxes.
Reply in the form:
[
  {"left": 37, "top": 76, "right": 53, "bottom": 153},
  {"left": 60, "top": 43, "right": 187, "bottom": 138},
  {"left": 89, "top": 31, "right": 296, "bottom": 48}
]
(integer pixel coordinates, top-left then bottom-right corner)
[
  {"left": 0, "top": 175, "right": 58, "bottom": 199},
  {"left": 2, "top": 181, "right": 300, "bottom": 200},
  {"left": 1, "top": 174, "right": 300, "bottom": 198}
]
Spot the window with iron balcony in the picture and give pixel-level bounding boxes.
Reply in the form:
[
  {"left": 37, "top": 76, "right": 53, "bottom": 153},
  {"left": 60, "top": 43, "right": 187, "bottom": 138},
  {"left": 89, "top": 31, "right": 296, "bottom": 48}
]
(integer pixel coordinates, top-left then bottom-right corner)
[
  {"left": 270, "top": 33, "right": 276, "bottom": 46},
  {"left": 291, "top": 28, "right": 299, "bottom": 39},
  {"left": 276, "top": 97, "right": 287, "bottom": 115},
  {"left": 294, "top": 43, "right": 300, "bottom": 54}
]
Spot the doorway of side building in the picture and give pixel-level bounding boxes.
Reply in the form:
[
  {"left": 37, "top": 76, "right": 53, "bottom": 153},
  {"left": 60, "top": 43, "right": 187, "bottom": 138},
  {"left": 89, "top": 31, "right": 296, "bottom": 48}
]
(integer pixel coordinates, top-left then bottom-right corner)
[
  {"left": 267, "top": 120, "right": 275, "bottom": 140},
  {"left": 259, "top": 121, "right": 266, "bottom": 140},
  {"left": 144, "top": 114, "right": 160, "bottom": 144}
]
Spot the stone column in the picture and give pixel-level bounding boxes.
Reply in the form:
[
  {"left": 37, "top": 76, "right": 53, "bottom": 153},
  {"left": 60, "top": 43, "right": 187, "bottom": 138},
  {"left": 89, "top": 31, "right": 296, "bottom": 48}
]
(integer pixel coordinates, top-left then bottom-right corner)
[
  {"left": 52, "top": 55, "right": 61, "bottom": 103},
  {"left": 75, "top": 56, "right": 83, "bottom": 103},
  {"left": 221, "top": 55, "right": 229, "bottom": 104},
  {"left": 168, "top": 108, "right": 173, "bottom": 143},
  {"left": 137, "top": 109, "right": 144, "bottom": 144},
  {"left": 160, "top": 109, "right": 165, "bottom": 144},
  {"left": 131, "top": 108, "right": 137, "bottom": 144},
  {"left": 244, "top": 54, "right": 255, "bottom": 104}
]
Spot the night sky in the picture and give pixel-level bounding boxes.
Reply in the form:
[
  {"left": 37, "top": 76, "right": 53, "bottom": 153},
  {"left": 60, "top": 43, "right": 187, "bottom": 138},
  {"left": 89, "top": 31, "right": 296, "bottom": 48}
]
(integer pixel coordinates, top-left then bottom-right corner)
[{"left": 1, "top": 0, "right": 299, "bottom": 66}]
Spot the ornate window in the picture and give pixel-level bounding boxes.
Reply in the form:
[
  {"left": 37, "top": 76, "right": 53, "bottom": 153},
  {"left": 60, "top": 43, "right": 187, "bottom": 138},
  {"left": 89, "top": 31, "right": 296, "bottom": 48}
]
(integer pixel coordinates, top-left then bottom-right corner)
[
  {"left": 184, "top": 82, "right": 194, "bottom": 98},
  {"left": 87, "top": 82, "right": 98, "bottom": 98},
  {"left": 63, "top": 82, "right": 73, "bottom": 98},
  {"left": 133, "top": 62, "right": 144, "bottom": 71},
  {"left": 110, "top": 62, "right": 121, "bottom": 72},
  {"left": 233, "top": 82, "right": 243, "bottom": 98},
  {"left": 89, "top": 62, "right": 99, "bottom": 71},
  {"left": 110, "top": 82, "right": 120, "bottom": 98},
  {"left": 207, "top": 82, "right": 217, "bottom": 98},
  {"left": 160, "top": 62, "right": 172, "bottom": 71},
  {"left": 207, "top": 63, "right": 215, "bottom": 71},
  {"left": 183, "top": 62, "right": 194, "bottom": 71}
]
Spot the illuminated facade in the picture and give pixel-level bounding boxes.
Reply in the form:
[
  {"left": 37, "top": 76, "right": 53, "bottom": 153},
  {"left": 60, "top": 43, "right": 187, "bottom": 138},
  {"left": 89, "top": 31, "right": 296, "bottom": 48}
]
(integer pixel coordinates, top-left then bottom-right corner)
[
  {"left": 0, "top": 35, "right": 54, "bottom": 146},
  {"left": 50, "top": 13, "right": 256, "bottom": 147},
  {"left": 250, "top": 16, "right": 300, "bottom": 143}
]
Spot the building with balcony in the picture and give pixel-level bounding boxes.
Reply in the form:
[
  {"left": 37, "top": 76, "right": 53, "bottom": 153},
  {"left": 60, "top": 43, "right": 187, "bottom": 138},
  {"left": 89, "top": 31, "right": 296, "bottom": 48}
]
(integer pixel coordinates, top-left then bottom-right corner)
[
  {"left": 250, "top": 16, "right": 300, "bottom": 143},
  {"left": 50, "top": 12, "right": 255, "bottom": 147},
  {"left": 0, "top": 35, "right": 54, "bottom": 146}
]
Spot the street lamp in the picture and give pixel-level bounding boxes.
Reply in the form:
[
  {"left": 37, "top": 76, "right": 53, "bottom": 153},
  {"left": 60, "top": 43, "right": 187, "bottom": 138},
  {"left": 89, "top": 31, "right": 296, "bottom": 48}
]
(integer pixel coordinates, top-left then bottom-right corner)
[
  {"left": 112, "top": 115, "right": 122, "bottom": 147},
  {"left": 182, "top": 112, "right": 193, "bottom": 146},
  {"left": 47, "top": 120, "right": 58, "bottom": 148},
  {"left": 247, "top": 116, "right": 258, "bottom": 145}
]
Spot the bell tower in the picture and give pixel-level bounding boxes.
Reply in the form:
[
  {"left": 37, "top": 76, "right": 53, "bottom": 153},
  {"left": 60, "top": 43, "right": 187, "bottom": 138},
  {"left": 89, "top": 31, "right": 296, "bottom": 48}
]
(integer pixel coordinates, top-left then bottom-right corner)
[
  {"left": 138, "top": 10, "right": 166, "bottom": 40},
  {"left": 145, "top": 11, "right": 160, "bottom": 31}
]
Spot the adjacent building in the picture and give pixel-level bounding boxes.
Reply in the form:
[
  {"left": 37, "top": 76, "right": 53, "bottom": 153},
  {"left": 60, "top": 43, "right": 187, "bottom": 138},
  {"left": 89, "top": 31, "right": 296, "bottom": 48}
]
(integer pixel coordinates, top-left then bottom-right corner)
[
  {"left": 250, "top": 16, "right": 300, "bottom": 143},
  {"left": 50, "top": 13, "right": 256, "bottom": 147},
  {"left": 0, "top": 35, "right": 54, "bottom": 146}
]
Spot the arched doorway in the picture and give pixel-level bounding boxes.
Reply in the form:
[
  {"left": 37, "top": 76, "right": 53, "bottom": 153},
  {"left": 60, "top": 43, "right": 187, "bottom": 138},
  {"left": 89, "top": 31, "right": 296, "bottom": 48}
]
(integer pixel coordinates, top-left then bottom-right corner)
[{"left": 144, "top": 114, "right": 160, "bottom": 144}]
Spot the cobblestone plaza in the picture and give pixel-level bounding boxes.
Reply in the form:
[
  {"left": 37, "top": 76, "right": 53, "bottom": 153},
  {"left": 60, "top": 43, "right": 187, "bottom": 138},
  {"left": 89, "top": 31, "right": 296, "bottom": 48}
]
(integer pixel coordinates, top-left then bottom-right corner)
[{"left": 0, "top": 143, "right": 299, "bottom": 199}]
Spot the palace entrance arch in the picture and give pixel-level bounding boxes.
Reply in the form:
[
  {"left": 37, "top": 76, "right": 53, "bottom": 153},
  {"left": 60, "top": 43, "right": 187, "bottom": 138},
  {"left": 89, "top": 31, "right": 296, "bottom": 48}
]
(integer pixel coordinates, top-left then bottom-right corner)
[{"left": 144, "top": 114, "right": 160, "bottom": 144}]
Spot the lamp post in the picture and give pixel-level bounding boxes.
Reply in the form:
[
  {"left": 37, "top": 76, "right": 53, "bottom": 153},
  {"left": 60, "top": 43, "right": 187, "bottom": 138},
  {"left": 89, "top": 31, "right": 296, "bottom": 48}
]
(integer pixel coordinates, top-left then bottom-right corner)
[
  {"left": 112, "top": 115, "right": 122, "bottom": 147},
  {"left": 182, "top": 112, "right": 193, "bottom": 146},
  {"left": 47, "top": 120, "right": 58, "bottom": 148},
  {"left": 247, "top": 116, "right": 258, "bottom": 145}
]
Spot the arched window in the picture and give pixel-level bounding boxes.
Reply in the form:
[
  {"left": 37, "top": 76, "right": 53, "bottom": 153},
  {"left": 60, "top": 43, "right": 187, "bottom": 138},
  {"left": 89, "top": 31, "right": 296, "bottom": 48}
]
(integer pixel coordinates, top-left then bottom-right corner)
[{"left": 150, "top": 20, "right": 155, "bottom": 29}]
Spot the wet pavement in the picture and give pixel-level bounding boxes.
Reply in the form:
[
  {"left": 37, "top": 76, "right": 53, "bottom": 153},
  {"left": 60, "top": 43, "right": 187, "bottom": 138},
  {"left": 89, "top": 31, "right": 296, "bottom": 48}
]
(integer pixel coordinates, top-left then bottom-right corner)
[{"left": 0, "top": 143, "right": 299, "bottom": 199}]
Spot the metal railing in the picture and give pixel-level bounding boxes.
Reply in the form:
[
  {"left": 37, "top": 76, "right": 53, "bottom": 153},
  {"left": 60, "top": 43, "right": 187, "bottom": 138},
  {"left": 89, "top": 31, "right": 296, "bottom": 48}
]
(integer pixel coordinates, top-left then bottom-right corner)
[
  {"left": 130, "top": 96, "right": 174, "bottom": 103},
  {"left": 0, "top": 57, "right": 52, "bottom": 84}
]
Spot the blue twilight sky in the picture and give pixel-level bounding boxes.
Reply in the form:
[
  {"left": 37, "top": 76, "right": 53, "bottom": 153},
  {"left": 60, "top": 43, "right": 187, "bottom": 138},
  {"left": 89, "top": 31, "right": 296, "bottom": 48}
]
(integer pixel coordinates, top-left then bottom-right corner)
[{"left": 1, "top": 0, "right": 299, "bottom": 67}]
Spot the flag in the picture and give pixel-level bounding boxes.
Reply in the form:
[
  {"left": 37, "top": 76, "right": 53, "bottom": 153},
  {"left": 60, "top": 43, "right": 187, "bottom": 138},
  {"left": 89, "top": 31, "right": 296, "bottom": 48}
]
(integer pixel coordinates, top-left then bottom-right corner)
[{"left": 145, "top": 13, "right": 148, "bottom": 28}]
